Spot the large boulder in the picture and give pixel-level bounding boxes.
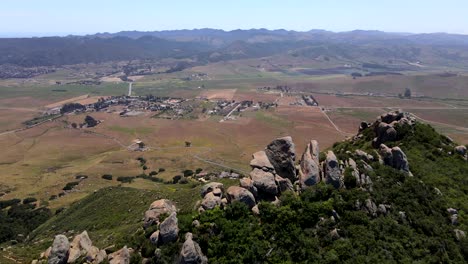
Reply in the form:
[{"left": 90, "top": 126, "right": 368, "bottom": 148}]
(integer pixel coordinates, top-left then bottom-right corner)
[
  {"left": 250, "top": 168, "right": 278, "bottom": 196},
  {"left": 347, "top": 158, "right": 360, "bottom": 186},
  {"left": 143, "top": 199, "right": 177, "bottom": 228},
  {"left": 379, "top": 144, "right": 412, "bottom": 175},
  {"left": 454, "top": 145, "right": 467, "bottom": 156},
  {"left": 354, "top": 149, "right": 374, "bottom": 162},
  {"left": 372, "top": 111, "right": 415, "bottom": 148},
  {"left": 159, "top": 212, "right": 179, "bottom": 244},
  {"left": 67, "top": 231, "right": 95, "bottom": 263},
  {"left": 178, "top": 233, "right": 208, "bottom": 264},
  {"left": 391, "top": 147, "right": 410, "bottom": 174},
  {"left": 200, "top": 192, "right": 222, "bottom": 210},
  {"left": 250, "top": 151, "right": 274, "bottom": 171},
  {"left": 48, "top": 235, "right": 70, "bottom": 264},
  {"left": 265, "top": 136, "right": 296, "bottom": 181},
  {"left": 200, "top": 182, "right": 224, "bottom": 198},
  {"left": 239, "top": 178, "right": 258, "bottom": 198},
  {"left": 299, "top": 140, "right": 321, "bottom": 189},
  {"left": 324, "top": 151, "right": 343, "bottom": 189},
  {"left": 226, "top": 186, "right": 256, "bottom": 208},
  {"left": 275, "top": 175, "right": 294, "bottom": 193},
  {"left": 108, "top": 246, "right": 131, "bottom": 264}
]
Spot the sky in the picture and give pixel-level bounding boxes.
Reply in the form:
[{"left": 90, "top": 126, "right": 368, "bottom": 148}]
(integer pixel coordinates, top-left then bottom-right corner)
[{"left": 1, "top": 0, "right": 468, "bottom": 37}]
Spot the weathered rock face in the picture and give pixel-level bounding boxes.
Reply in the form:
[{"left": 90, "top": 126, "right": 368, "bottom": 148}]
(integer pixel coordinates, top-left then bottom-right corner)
[
  {"left": 179, "top": 233, "right": 208, "bottom": 264},
  {"left": 48, "top": 235, "right": 70, "bottom": 264},
  {"left": 265, "top": 136, "right": 296, "bottom": 181},
  {"left": 324, "top": 151, "right": 343, "bottom": 189},
  {"left": 371, "top": 111, "right": 415, "bottom": 148},
  {"left": 250, "top": 150, "right": 275, "bottom": 171},
  {"left": 391, "top": 147, "right": 410, "bottom": 173},
  {"left": 379, "top": 144, "right": 412, "bottom": 175},
  {"left": 226, "top": 186, "right": 256, "bottom": 208},
  {"left": 159, "top": 212, "right": 179, "bottom": 244},
  {"left": 67, "top": 231, "right": 100, "bottom": 263},
  {"left": 200, "top": 182, "right": 224, "bottom": 198},
  {"left": 143, "top": 199, "right": 177, "bottom": 228},
  {"left": 250, "top": 168, "right": 278, "bottom": 196},
  {"left": 201, "top": 192, "right": 222, "bottom": 210},
  {"left": 108, "top": 246, "right": 131, "bottom": 264},
  {"left": 275, "top": 175, "right": 294, "bottom": 193},
  {"left": 355, "top": 149, "right": 374, "bottom": 162},
  {"left": 239, "top": 178, "right": 258, "bottom": 198},
  {"left": 299, "top": 140, "right": 321, "bottom": 189}
]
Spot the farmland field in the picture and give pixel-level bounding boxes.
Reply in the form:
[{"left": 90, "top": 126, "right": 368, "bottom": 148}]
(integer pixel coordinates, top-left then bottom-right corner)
[{"left": 0, "top": 59, "right": 467, "bottom": 211}]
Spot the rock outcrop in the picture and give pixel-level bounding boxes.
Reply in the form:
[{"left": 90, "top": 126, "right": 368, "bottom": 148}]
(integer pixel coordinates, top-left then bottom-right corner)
[
  {"left": 67, "top": 231, "right": 105, "bottom": 263},
  {"left": 143, "top": 199, "right": 177, "bottom": 228},
  {"left": 299, "top": 140, "right": 321, "bottom": 189},
  {"left": 159, "top": 212, "right": 179, "bottom": 244},
  {"left": 199, "top": 182, "right": 226, "bottom": 212},
  {"left": 250, "top": 150, "right": 274, "bottom": 171},
  {"left": 265, "top": 136, "right": 296, "bottom": 181},
  {"left": 200, "top": 192, "right": 222, "bottom": 210},
  {"left": 108, "top": 246, "right": 131, "bottom": 264},
  {"left": 178, "top": 233, "right": 208, "bottom": 264},
  {"left": 379, "top": 144, "right": 412, "bottom": 175},
  {"left": 250, "top": 168, "right": 278, "bottom": 196},
  {"left": 48, "top": 235, "right": 70, "bottom": 264},
  {"left": 454, "top": 145, "right": 467, "bottom": 160},
  {"left": 324, "top": 151, "right": 343, "bottom": 189},
  {"left": 371, "top": 111, "right": 415, "bottom": 148},
  {"left": 226, "top": 186, "right": 256, "bottom": 208},
  {"left": 200, "top": 182, "right": 224, "bottom": 198}
]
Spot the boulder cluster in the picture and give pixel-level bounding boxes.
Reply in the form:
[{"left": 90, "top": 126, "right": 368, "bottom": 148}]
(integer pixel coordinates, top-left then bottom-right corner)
[
  {"left": 143, "top": 199, "right": 207, "bottom": 264},
  {"left": 143, "top": 199, "right": 179, "bottom": 246},
  {"left": 34, "top": 231, "right": 114, "bottom": 264},
  {"left": 370, "top": 111, "right": 415, "bottom": 148}
]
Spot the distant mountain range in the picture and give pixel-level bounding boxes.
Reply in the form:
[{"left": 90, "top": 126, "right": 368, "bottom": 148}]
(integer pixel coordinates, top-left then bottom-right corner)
[{"left": 1, "top": 29, "right": 468, "bottom": 68}]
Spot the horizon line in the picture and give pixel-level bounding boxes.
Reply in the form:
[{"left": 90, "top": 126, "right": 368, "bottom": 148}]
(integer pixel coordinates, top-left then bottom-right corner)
[{"left": 1, "top": 27, "right": 467, "bottom": 38}]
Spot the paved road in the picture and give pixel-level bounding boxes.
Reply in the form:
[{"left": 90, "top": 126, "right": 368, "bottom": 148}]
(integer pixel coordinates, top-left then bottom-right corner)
[
  {"left": 128, "top": 82, "right": 133, "bottom": 96},
  {"left": 220, "top": 103, "right": 241, "bottom": 122}
]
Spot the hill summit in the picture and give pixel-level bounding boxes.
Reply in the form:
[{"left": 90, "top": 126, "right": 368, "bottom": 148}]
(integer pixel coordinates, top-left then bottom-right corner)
[{"left": 29, "top": 111, "right": 468, "bottom": 263}]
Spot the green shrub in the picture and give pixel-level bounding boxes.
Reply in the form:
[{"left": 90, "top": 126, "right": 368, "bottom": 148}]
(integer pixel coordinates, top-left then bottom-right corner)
[
  {"left": 22, "top": 197, "right": 38, "bottom": 204},
  {"left": 116, "top": 176, "right": 135, "bottom": 183},
  {"left": 62, "top": 182, "right": 79, "bottom": 191},
  {"left": 172, "top": 175, "right": 182, "bottom": 184},
  {"left": 102, "top": 174, "right": 113, "bottom": 180}
]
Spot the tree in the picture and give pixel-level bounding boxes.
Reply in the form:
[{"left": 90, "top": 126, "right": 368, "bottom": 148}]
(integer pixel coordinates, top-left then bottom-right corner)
[{"left": 404, "top": 87, "right": 412, "bottom": 98}]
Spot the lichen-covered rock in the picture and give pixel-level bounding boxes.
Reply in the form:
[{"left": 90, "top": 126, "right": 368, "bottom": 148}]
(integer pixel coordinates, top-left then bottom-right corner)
[
  {"left": 226, "top": 186, "right": 256, "bottom": 208},
  {"left": 144, "top": 199, "right": 177, "bottom": 228},
  {"left": 159, "top": 212, "right": 179, "bottom": 244},
  {"left": 299, "top": 140, "right": 321, "bottom": 189},
  {"left": 324, "top": 151, "right": 343, "bottom": 189},
  {"left": 454, "top": 229, "right": 466, "bottom": 241},
  {"left": 250, "top": 168, "right": 278, "bottom": 196},
  {"left": 178, "top": 233, "right": 207, "bottom": 264},
  {"left": 48, "top": 235, "right": 70, "bottom": 264},
  {"left": 265, "top": 136, "right": 296, "bottom": 181}
]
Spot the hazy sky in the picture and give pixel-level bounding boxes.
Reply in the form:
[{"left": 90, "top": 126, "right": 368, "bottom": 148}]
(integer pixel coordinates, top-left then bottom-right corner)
[{"left": 1, "top": 0, "right": 468, "bottom": 37}]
